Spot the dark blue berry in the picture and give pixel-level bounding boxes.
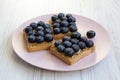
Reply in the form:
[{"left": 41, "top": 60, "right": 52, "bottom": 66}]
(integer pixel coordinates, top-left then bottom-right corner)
[
  {"left": 60, "top": 21, "right": 69, "bottom": 27},
  {"left": 27, "top": 30, "right": 34, "bottom": 35},
  {"left": 79, "top": 36, "right": 87, "bottom": 42},
  {"left": 86, "top": 30, "right": 96, "bottom": 38},
  {"left": 37, "top": 21, "right": 45, "bottom": 26},
  {"left": 61, "top": 27, "right": 69, "bottom": 33},
  {"left": 71, "top": 32, "right": 81, "bottom": 39},
  {"left": 44, "top": 24, "right": 50, "bottom": 28},
  {"left": 63, "top": 41, "right": 72, "bottom": 47},
  {"left": 36, "top": 36, "right": 44, "bottom": 43},
  {"left": 69, "top": 22, "right": 76, "bottom": 26},
  {"left": 36, "top": 31, "right": 44, "bottom": 36},
  {"left": 54, "top": 40, "right": 62, "bottom": 47},
  {"left": 30, "top": 22, "right": 37, "bottom": 29},
  {"left": 61, "top": 17, "right": 67, "bottom": 21},
  {"left": 66, "top": 14, "right": 72, "bottom": 18},
  {"left": 86, "top": 40, "right": 94, "bottom": 48},
  {"left": 68, "top": 17, "right": 76, "bottom": 22},
  {"left": 36, "top": 26, "right": 44, "bottom": 31},
  {"left": 58, "top": 13, "right": 64, "bottom": 18},
  {"left": 70, "top": 38, "right": 79, "bottom": 44},
  {"left": 44, "top": 28, "right": 53, "bottom": 34},
  {"left": 54, "top": 19, "right": 61, "bottom": 23},
  {"left": 57, "top": 45, "right": 65, "bottom": 52},
  {"left": 78, "top": 42, "right": 86, "bottom": 49},
  {"left": 53, "top": 28, "right": 61, "bottom": 34},
  {"left": 28, "top": 35, "right": 36, "bottom": 43},
  {"left": 25, "top": 26, "right": 32, "bottom": 33},
  {"left": 64, "top": 48, "right": 74, "bottom": 57},
  {"left": 28, "top": 31, "right": 37, "bottom": 36},
  {"left": 44, "top": 34, "right": 53, "bottom": 42},
  {"left": 69, "top": 25, "right": 77, "bottom": 32},
  {"left": 71, "top": 44, "right": 80, "bottom": 52},
  {"left": 53, "top": 23, "right": 60, "bottom": 28},
  {"left": 63, "top": 36, "right": 71, "bottom": 41},
  {"left": 52, "top": 15, "right": 58, "bottom": 21}
]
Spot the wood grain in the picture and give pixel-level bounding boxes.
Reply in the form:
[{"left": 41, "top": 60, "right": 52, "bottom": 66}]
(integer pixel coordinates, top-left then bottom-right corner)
[{"left": 0, "top": 0, "right": 120, "bottom": 80}]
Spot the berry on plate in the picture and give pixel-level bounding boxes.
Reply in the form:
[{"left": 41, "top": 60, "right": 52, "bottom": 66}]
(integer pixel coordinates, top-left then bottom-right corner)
[{"left": 86, "top": 30, "right": 96, "bottom": 38}]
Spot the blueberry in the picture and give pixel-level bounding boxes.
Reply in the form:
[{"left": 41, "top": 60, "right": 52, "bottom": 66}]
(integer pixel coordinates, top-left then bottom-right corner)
[
  {"left": 44, "top": 24, "right": 50, "bottom": 28},
  {"left": 58, "top": 13, "right": 64, "bottom": 18},
  {"left": 70, "top": 38, "right": 79, "bottom": 44},
  {"left": 64, "top": 48, "right": 74, "bottom": 57},
  {"left": 57, "top": 45, "right": 65, "bottom": 52},
  {"left": 71, "top": 44, "right": 80, "bottom": 52},
  {"left": 69, "top": 22, "right": 76, "bottom": 26},
  {"left": 78, "top": 42, "right": 86, "bottom": 49},
  {"left": 30, "top": 22, "right": 37, "bottom": 29},
  {"left": 69, "top": 25, "right": 77, "bottom": 32},
  {"left": 52, "top": 15, "right": 58, "bottom": 21},
  {"left": 27, "top": 30, "right": 34, "bottom": 35},
  {"left": 36, "top": 31, "right": 44, "bottom": 36},
  {"left": 37, "top": 21, "right": 45, "bottom": 26},
  {"left": 53, "top": 28, "right": 61, "bottom": 34},
  {"left": 66, "top": 14, "right": 72, "bottom": 18},
  {"left": 44, "top": 34, "right": 53, "bottom": 42},
  {"left": 44, "top": 28, "right": 53, "bottom": 34},
  {"left": 61, "top": 27, "right": 69, "bottom": 33},
  {"left": 54, "top": 40, "right": 62, "bottom": 47},
  {"left": 28, "top": 35, "right": 36, "bottom": 43},
  {"left": 86, "top": 30, "right": 96, "bottom": 38},
  {"left": 36, "top": 36, "right": 44, "bottom": 43},
  {"left": 36, "top": 26, "right": 44, "bottom": 31},
  {"left": 79, "top": 36, "right": 87, "bottom": 42},
  {"left": 34, "top": 31, "right": 38, "bottom": 35},
  {"left": 60, "top": 21, "right": 69, "bottom": 27},
  {"left": 68, "top": 16, "right": 76, "bottom": 22},
  {"left": 54, "top": 19, "right": 61, "bottom": 23},
  {"left": 86, "top": 40, "right": 94, "bottom": 48},
  {"left": 61, "top": 17, "right": 67, "bottom": 21},
  {"left": 71, "top": 32, "right": 81, "bottom": 39},
  {"left": 25, "top": 26, "right": 32, "bottom": 33},
  {"left": 53, "top": 23, "right": 60, "bottom": 28},
  {"left": 63, "top": 36, "right": 71, "bottom": 41},
  {"left": 63, "top": 41, "right": 72, "bottom": 47}
]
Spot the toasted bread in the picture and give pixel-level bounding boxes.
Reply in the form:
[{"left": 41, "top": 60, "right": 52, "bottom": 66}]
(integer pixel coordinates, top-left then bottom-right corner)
[
  {"left": 50, "top": 43, "right": 95, "bottom": 65},
  {"left": 23, "top": 31, "right": 53, "bottom": 52}
]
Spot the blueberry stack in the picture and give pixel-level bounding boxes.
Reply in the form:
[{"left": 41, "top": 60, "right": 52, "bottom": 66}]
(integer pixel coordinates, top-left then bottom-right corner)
[
  {"left": 51, "top": 13, "right": 77, "bottom": 35},
  {"left": 24, "top": 21, "right": 53, "bottom": 43},
  {"left": 54, "top": 31, "right": 95, "bottom": 57}
]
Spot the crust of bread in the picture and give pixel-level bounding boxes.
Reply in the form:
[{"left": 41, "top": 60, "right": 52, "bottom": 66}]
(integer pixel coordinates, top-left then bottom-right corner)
[
  {"left": 23, "top": 31, "right": 53, "bottom": 52},
  {"left": 49, "top": 20, "right": 72, "bottom": 40},
  {"left": 50, "top": 43, "right": 95, "bottom": 65}
]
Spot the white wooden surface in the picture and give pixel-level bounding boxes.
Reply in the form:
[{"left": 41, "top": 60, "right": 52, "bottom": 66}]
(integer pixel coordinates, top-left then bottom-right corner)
[{"left": 0, "top": 0, "right": 120, "bottom": 80}]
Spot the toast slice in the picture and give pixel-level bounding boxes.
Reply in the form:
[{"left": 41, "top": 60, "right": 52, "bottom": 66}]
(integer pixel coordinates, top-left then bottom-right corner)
[
  {"left": 23, "top": 31, "right": 53, "bottom": 52},
  {"left": 50, "top": 43, "right": 95, "bottom": 65}
]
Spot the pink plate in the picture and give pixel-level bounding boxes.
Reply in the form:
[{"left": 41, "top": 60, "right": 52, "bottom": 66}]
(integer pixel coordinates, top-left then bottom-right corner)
[{"left": 12, "top": 14, "right": 111, "bottom": 71}]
